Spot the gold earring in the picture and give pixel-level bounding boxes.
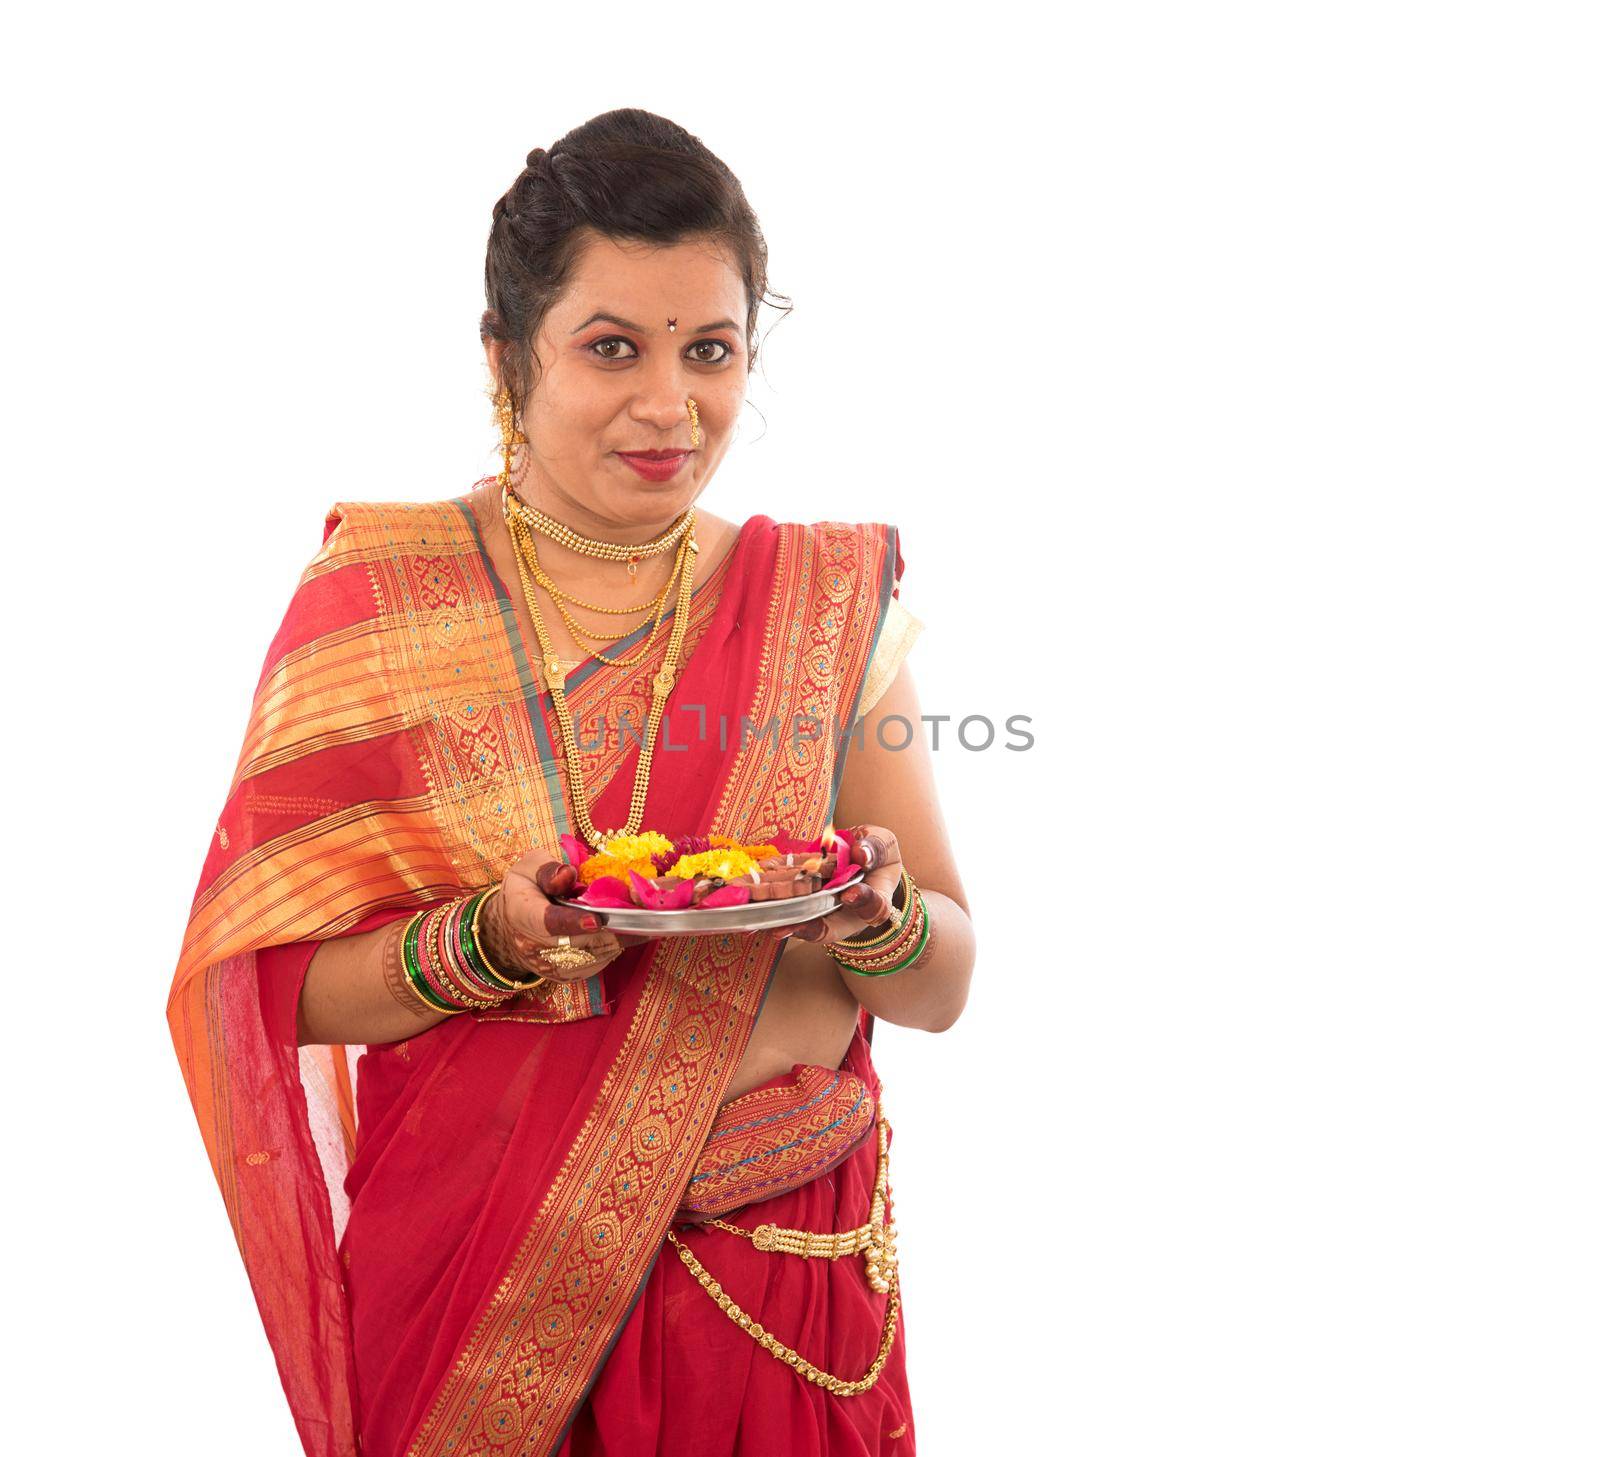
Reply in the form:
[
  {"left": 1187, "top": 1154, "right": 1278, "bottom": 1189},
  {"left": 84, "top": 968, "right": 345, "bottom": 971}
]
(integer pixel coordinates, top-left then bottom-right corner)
[
  {"left": 494, "top": 386, "right": 525, "bottom": 489},
  {"left": 686, "top": 396, "right": 700, "bottom": 448}
]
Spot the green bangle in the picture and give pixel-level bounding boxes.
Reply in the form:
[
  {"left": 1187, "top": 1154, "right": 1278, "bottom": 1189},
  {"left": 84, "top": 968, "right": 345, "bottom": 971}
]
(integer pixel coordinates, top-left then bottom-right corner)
[
  {"left": 844, "top": 890, "right": 930, "bottom": 978},
  {"left": 402, "top": 909, "right": 463, "bottom": 1012},
  {"left": 457, "top": 888, "right": 517, "bottom": 992},
  {"left": 462, "top": 885, "right": 548, "bottom": 992}
]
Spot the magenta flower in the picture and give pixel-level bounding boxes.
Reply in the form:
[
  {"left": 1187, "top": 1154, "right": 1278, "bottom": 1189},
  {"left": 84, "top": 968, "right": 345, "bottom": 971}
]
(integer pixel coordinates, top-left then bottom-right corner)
[
  {"left": 770, "top": 833, "right": 824, "bottom": 856},
  {"left": 822, "top": 827, "right": 864, "bottom": 890},
  {"left": 571, "top": 875, "right": 633, "bottom": 909},
  {"left": 698, "top": 884, "right": 753, "bottom": 908},
  {"left": 628, "top": 869, "right": 697, "bottom": 910}
]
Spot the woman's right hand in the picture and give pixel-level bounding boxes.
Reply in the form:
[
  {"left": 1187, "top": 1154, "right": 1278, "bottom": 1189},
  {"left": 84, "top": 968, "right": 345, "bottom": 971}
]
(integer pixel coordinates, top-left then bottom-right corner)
[{"left": 479, "top": 846, "right": 644, "bottom": 982}]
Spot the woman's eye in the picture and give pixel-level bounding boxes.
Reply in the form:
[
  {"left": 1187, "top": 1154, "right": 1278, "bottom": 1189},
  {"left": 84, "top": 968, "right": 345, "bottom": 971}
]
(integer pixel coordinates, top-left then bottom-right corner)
[
  {"left": 588, "top": 336, "right": 734, "bottom": 364},
  {"left": 590, "top": 336, "right": 638, "bottom": 361}
]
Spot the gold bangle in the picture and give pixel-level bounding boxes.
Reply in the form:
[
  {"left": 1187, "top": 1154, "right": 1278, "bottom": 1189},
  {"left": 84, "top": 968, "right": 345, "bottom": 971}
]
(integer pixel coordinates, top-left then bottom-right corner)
[
  {"left": 829, "top": 907, "right": 924, "bottom": 974},
  {"left": 828, "top": 868, "right": 919, "bottom": 967},
  {"left": 833, "top": 891, "right": 929, "bottom": 974},
  {"left": 470, "top": 885, "right": 551, "bottom": 992},
  {"left": 423, "top": 901, "right": 499, "bottom": 1009},
  {"left": 835, "top": 866, "right": 913, "bottom": 951}
]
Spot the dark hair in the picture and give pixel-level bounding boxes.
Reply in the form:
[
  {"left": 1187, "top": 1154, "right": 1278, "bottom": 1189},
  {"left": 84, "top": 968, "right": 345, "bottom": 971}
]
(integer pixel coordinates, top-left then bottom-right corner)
[{"left": 482, "top": 109, "right": 788, "bottom": 415}]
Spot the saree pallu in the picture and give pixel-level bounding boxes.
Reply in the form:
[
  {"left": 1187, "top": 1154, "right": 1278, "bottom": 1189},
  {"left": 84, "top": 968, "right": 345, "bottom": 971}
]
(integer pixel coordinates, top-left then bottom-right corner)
[{"left": 167, "top": 485, "right": 912, "bottom": 1457}]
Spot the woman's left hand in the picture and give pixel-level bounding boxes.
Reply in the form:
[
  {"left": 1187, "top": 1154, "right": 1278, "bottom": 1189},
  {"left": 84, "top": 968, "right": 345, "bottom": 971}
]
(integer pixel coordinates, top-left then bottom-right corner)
[{"left": 780, "top": 823, "right": 902, "bottom": 945}]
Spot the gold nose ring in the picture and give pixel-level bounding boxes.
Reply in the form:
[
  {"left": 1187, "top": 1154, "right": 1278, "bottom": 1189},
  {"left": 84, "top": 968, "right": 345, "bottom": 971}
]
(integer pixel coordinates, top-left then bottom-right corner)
[{"left": 686, "top": 397, "right": 701, "bottom": 448}]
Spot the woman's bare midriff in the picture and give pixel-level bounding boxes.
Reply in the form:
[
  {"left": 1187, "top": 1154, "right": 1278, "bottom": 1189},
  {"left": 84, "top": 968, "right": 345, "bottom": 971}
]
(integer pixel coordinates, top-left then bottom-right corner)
[{"left": 720, "top": 938, "right": 863, "bottom": 1105}]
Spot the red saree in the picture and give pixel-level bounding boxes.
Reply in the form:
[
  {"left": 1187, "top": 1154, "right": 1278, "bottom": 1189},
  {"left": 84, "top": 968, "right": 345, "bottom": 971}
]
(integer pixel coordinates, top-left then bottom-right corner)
[{"left": 166, "top": 485, "right": 916, "bottom": 1457}]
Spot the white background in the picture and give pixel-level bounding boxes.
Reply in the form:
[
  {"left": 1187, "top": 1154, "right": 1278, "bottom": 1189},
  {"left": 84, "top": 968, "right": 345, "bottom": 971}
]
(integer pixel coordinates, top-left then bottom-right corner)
[{"left": 7, "top": 4, "right": 1597, "bottom": 1453}]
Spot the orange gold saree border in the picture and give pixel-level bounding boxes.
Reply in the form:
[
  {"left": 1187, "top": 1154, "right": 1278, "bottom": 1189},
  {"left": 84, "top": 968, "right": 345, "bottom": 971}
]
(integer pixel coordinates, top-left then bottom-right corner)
[{"left": 173, "top": 500, "right": 570, "bottom": 1000}]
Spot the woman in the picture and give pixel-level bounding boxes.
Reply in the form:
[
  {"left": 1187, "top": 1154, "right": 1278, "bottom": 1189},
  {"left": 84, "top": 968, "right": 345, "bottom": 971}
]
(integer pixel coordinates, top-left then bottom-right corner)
[{"left": 166, "top": 108, "right": 975, "bottom": 1457}]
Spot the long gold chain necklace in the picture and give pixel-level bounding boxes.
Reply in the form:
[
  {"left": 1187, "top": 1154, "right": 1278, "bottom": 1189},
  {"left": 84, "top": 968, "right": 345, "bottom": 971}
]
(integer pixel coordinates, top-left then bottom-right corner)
[
  {"left": 500, "top": 481, "right": 698, "bottom": 847},
  {"left": 664, "top": 1111, "right": 902, "bottom": 1395}
]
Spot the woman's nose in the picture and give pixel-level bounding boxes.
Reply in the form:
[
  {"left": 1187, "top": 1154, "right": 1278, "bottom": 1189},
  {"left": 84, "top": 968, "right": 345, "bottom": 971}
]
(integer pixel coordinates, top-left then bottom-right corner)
[
  {"left": 631, "top": 396, "right": 685, "bottom": 429},
  {"left": 629, "top": 357, "right": 694, "bottom": 429}
]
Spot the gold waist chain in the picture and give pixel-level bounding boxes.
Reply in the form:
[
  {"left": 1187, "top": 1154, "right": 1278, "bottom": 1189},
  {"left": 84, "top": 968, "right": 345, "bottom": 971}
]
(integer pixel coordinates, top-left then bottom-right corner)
[{"left": 664, "top": 1109, "right": 901, "bottom": 1397}]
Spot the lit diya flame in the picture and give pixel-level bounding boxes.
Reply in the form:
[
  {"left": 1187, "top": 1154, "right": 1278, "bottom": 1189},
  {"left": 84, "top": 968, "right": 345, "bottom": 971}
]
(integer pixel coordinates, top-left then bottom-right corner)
[{"left": 820, "top": 821, "right": 837, "bottom": 853}]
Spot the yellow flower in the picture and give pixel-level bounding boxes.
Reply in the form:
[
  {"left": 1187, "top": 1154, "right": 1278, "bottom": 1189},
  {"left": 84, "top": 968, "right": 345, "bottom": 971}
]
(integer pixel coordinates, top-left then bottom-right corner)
[
  {"left": 574, "top": 830, "right": 780, "bottom": 886},
  {"left": 597, "top": 831, "right": 673, "bottom": 862},
  {"left": 668, "top": 848, "right": 759, "bottom": 882}
]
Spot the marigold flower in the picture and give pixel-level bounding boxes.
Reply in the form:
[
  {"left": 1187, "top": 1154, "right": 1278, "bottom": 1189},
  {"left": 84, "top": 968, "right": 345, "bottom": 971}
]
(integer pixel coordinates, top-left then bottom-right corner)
[
  {"left": 596, "top": 831, "right": 674, "bottom": 862},
  {"left": 667, "top": 848, "right": 759, "bottom": 882},
  {"left": 579, "top": 852, "right": 659, "bottom": 885},
  {"left": 576, "top": 831, "right": 779, "bottom": 887}
]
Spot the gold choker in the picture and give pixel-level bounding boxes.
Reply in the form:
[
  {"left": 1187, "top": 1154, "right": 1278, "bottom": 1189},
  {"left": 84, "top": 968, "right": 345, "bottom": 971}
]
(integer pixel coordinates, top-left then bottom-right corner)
[{"left": 504, "top": 487, "right": 692, "bottom": 574}]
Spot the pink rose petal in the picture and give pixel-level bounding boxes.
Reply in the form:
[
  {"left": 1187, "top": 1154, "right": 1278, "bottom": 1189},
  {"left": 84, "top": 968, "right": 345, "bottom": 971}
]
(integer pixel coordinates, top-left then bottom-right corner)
[
  {"left": 822, "top": 828, "right": 863, "bottom": 889},
  {"left": 629, "top": 868, "right": 696, "bottom": 910},
  {"left": 560, "top": 833, "right": 593, "bottom": 869},
  {"left": 699, "top": 884, "right": 753, "bottom": 907},
  {"left": 572, "top": 875, "right": 633, "bottom": 908}
]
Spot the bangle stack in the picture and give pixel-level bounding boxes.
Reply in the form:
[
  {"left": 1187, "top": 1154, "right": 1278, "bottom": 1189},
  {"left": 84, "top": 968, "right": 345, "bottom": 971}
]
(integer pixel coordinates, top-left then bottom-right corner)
[
  {"left": 824, "top": 867, "right": 932, "bottom": 978},
  {"left": 399, "top": 887, "right": 550, "bottom": 1015}
]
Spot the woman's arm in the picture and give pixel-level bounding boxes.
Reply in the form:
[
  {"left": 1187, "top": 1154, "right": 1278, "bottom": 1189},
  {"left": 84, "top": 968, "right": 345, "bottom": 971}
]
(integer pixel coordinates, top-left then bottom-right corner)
[
  {"left": 297, "top": 917, "right": 455, "bottom": 1047},
  {"left": 823, "top": 660, "right": 976, "bottom": 1032},
  {"left": 294, "top": 851, "right": 633, "bottom": 1046}
]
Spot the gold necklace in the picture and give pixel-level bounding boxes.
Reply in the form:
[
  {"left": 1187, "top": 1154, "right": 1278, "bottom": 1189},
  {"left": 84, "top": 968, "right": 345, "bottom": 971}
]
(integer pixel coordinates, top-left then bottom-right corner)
[
  {"left": 506, "top": 489, "right": 693, "bottom": 578},
  {"left": 507, "top": 512, "right": 680, "bottom": 669},
  {"left": 663, "top": 1112, "right": 901, "bottom": 1395},
  {"left": 500, "top": 481, "right": 698, "bottom": 847},
  {"left": 527, "top": 561, "right": 672, "bottom": 615}
]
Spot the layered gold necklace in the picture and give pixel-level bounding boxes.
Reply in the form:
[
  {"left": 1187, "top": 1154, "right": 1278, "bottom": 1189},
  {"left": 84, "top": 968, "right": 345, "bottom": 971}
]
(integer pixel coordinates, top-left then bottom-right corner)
[
  {"left": 505, "top": 492, "right": 688, "bottom": 670},
  {"left": 500, "top": 482, "right": 698, "bottom": 848}
]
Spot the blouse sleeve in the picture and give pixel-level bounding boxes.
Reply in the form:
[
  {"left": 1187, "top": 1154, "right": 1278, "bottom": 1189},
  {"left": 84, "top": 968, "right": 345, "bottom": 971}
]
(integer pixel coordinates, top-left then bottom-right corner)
[
  {"left": 258, "top": 939, "right": 322, "bottom": 1051},
  {"left": 256, "top": 906, "right": 419, "bottom": 1050},
  {"left": 855, "top": 594, "right": 924, "bottom": 721}
]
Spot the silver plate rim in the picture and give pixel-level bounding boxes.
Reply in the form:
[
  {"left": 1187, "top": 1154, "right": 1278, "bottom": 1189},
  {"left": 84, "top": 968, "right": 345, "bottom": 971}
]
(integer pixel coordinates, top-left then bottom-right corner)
[{"left": 579, "top": 866, "right": 866, "bottom": 936}]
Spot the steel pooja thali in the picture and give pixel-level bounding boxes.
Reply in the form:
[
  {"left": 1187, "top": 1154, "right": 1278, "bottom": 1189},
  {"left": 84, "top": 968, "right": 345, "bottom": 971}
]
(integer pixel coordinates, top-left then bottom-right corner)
[{"left": 579, "top": 867, "right": 866, "bottom": 937}]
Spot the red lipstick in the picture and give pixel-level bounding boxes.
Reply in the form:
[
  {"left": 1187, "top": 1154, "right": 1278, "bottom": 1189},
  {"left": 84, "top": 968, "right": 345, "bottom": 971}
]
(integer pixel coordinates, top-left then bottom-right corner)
[{"left": 616, "top": 449, "right": 691, "bottom": 482}]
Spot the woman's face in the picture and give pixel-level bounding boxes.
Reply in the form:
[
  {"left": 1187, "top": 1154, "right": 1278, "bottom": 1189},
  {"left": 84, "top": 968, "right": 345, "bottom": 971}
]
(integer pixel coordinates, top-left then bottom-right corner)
[{"left": 501, "top": 230, "right": 750, "bottom": 532}]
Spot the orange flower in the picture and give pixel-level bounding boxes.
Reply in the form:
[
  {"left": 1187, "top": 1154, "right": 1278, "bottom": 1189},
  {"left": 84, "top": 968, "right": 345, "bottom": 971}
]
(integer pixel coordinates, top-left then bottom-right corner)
[{"left": 579, "top": 853, "right": 659, "bottom": 885}]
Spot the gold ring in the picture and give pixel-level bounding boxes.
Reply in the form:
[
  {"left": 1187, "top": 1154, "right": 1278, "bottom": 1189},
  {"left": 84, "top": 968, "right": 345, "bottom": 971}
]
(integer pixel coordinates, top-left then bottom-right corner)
[{"left": 536, "top": 934, "right": 602, "bottom": 974}]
